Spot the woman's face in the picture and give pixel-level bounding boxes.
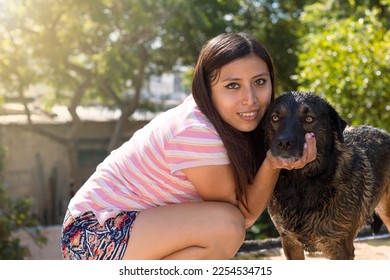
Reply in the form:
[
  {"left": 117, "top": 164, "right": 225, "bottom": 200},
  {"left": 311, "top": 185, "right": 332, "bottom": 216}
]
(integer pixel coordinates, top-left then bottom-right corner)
[{"left": 210, "top": 54, "right": 272, "bottom": 132}]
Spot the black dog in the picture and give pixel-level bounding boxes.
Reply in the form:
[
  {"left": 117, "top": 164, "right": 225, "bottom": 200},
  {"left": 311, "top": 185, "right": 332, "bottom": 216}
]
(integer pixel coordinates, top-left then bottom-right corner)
[{"left": 264, "top": 91, "right": 390, "bottom": 260}]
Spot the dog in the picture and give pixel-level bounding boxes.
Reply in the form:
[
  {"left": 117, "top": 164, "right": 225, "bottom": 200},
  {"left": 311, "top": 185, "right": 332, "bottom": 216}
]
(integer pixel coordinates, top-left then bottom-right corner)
[{"left": 264, "top": 91, "right": 390, "bottom": 260}]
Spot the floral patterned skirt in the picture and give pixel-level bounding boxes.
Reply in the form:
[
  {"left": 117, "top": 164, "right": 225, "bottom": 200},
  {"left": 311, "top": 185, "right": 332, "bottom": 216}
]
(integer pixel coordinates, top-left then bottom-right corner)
[{"left": 61, "top": 210, "right": 139, "bottom": 260}]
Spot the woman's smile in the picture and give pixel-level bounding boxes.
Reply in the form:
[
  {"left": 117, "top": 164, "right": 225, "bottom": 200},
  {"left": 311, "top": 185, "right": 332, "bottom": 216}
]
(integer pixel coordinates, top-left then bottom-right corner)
[{"left": 238, "top": 110, "right": 259, "bottom": 121}]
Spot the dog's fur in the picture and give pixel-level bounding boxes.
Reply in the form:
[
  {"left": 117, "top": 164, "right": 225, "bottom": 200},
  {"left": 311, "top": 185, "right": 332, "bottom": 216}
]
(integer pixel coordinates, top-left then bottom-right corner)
[{"left": 264, "top": 91, "right": 390, "bottom": 260}]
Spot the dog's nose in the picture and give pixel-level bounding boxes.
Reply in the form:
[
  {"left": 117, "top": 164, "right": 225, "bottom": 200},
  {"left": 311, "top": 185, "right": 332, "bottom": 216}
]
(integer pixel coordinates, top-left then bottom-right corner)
[{"left": 278, "top": 137, "right": 295, "bottom": 150}]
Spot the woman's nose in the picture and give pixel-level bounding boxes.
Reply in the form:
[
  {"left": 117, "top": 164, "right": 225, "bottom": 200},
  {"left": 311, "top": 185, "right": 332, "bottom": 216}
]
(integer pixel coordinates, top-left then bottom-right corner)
[{"left": 242, "top": 87, "right": 257, "bottom": 105}]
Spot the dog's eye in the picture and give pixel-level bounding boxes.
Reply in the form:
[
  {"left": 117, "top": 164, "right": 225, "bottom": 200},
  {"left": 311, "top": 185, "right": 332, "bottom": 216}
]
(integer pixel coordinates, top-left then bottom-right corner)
[
  {"left": 305, "top": 116, "right": 314, "bottom": 123},
  {"left": 271, "top": 115, "right": 279, "bottom": 122}
]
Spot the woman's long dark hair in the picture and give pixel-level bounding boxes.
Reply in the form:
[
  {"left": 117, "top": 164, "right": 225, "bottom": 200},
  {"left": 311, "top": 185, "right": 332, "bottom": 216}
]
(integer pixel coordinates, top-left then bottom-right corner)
[{"left": 191, "top": 32, "right": 275, "bottom": 210}]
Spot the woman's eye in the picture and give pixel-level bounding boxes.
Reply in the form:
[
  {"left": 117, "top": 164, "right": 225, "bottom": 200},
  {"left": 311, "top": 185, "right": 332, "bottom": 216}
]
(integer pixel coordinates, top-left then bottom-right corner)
[
  {"left": 226, "top": 83, "right": 239, "bottom": 89},
  {"left": 305, "top": 116, "right": 314, "bottom": 123},
  {"left": 255, "top": 78, "right": 266, "bottom": 86}
]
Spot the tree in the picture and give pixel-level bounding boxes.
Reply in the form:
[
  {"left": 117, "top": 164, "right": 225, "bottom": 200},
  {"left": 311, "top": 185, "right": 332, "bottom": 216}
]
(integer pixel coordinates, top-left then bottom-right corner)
[
  {"left": 0, "top": 0, "right": 40, "bottom": 123},
  {"left": 295, "top": 0, "right": 390, "bottom": 130},
  {"left": 233, "top": 0, "right": 318, "bottom": 92},
  {"left": 0, "top": 0, "right": 244, "bottom": 194}
]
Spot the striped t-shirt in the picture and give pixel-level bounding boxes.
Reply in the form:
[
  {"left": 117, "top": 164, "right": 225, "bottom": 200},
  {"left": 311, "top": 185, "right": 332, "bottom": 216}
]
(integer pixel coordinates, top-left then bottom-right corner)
[{"left": 68, "top": 95, "right": 230, "bottom": 225}]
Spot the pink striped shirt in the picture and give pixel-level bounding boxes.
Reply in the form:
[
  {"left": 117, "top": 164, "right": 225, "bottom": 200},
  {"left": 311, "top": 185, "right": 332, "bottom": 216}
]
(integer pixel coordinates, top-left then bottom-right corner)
[{"left": 68, "top": 95, "right": 229, "bottom": 225}]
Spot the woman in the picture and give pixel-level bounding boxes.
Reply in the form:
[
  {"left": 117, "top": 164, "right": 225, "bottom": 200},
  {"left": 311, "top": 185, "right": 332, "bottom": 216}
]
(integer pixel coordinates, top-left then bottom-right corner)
[{"left": 61, "top": 32, "right": 316, "bottom": 260}]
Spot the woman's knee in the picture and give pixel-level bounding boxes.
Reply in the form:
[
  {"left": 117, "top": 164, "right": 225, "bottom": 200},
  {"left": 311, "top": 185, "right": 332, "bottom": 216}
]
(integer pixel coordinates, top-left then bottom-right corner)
[
  {"left": 219, "top": 202, "right": 246, "bottom": 238},
  {"left": 207, "top": 203, "right": 246, "bottom": 258}
]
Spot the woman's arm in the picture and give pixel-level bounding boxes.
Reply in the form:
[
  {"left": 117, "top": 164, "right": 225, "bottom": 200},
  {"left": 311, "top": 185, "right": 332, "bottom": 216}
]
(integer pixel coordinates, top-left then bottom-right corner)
[
  {"left": 183, "top": 133, "right": 316, "bottom": 228},
  {"left": 183, "top": 156, "right": 279, "bottom": 228},
  {"left": 238, "top": 155, "right": 280, "bottom": 228}
]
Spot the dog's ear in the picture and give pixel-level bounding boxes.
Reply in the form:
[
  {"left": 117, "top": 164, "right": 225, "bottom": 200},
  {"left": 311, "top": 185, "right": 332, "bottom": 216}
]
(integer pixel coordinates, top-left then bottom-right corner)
[{"left": 327, "top": 103, "right": 348, "bottom": 143}]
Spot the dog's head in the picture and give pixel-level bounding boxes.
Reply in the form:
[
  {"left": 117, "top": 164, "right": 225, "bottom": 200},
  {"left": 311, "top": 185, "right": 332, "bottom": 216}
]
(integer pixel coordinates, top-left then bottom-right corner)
[{"left": 264, "top": 91, "right": 347, "bottom": 164}]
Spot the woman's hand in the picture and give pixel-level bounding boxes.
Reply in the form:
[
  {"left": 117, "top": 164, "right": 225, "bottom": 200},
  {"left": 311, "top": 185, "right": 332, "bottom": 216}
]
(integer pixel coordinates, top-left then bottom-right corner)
[{"left": 266, "top": 132, "right": 317, "bottom": 170}]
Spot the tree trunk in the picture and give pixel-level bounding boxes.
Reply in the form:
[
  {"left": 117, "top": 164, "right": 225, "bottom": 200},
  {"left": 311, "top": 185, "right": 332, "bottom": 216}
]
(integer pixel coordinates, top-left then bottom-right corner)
[{"left": 107, "top": 46, "right": 148, "bottom": 151}]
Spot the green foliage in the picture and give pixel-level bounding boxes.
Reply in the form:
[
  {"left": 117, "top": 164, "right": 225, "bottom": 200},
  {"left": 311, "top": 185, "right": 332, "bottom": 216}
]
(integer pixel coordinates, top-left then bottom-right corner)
[
  {"left": 234, "top": 0, "right": 319, "bottom": 91},
  {"left": 246, "top": 210, "right": 278, "bottom": 240},
  {"left": 0, "top": 0, "right": 243, "bottom": 106},
  {"left": 0, "top": 146, "right": 46, "bottom": 259},
  {"left": 296, "top": 1, "right": 390, "bottom": 131}
]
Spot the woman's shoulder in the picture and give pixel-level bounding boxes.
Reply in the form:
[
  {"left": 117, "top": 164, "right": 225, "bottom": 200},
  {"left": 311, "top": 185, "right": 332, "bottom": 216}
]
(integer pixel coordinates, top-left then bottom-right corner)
[
  {"left": 152, "top": 95, "right": 218, "bottom": 136},
  {"left": 180, "top": 95, "right": 216, "bottom": 132}
]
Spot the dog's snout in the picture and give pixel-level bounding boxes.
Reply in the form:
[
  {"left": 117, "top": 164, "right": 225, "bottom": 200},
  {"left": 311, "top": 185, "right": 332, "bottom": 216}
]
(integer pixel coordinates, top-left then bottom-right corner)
[
  {"left": 278, "top": 136, "right": 295, "bottom": 151},
  {"left": 270, "top": 133, "right": 301, "bottom": 162}
]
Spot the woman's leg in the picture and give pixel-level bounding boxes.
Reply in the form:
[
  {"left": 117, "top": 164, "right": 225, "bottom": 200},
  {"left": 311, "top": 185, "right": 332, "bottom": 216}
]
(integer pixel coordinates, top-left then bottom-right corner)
[{"left": 123, "top": 201, "right": 246, "bottom": 260}]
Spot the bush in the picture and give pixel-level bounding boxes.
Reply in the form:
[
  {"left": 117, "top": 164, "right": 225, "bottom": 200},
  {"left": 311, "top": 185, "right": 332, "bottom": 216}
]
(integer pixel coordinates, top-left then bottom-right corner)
[
  {"left": 0, "top": 146, "right": 46, "bottom": 259},
  {"left": 245, "top": 210, "right": 278, "bottom": 240}
]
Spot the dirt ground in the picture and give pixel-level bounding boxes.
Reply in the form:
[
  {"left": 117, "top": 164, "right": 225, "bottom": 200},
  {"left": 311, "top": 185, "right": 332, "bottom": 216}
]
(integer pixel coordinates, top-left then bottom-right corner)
[
  {"left": 15, "top": 225, "right": 63, "bottom": 260},
  {"left": 267, "top": 242, "right": 390, "bottom": 260},
  {"left": 236, "top": 236, "right": 390, "bottom": 260}
]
